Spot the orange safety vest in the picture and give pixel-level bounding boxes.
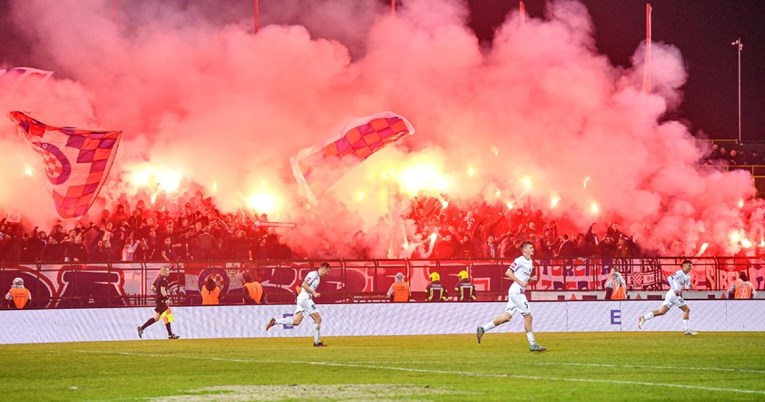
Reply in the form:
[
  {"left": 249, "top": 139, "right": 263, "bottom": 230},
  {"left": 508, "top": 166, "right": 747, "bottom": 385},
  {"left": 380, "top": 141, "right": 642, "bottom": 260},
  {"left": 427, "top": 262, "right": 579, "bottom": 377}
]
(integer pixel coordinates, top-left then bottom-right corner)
[
  {"left": 201, "top": 286, "right": 221, "bottom": 305},
  {"left": 390, "top": 282, "right": 409, "bottom": 302},
  {"left": 244, "top": 281, "right": 263, "bottom": 304},
  {"left": 733, "top": 278, "right": 753, "bottom": 299},
  {"left": 8, "top": 287, "right": 31, "bottom": 309},
  {"left": 611, "top": 284, "right": 626, "bottom": 300}
]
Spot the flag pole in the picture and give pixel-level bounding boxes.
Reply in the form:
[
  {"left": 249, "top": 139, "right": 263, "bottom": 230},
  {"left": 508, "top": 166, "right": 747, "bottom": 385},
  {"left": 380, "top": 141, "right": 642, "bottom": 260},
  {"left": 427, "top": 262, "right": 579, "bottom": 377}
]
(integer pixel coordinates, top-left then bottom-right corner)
[
  {"left": 732, "top": 38, "right": 743, "bottom": 144},
  {"left": 254, "top": 0, "right": 260, "bottom": 33},
  {"left": 642, "top": 3, "right": 652, "bottom": 93}
]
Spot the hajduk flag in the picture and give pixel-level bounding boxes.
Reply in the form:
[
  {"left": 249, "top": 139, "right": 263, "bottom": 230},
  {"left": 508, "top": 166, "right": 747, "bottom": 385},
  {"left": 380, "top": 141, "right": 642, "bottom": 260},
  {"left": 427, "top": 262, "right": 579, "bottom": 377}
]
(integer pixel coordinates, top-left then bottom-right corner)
[
  {"left": 10, "top": 111, "right": 122, "bottom": 218},
  {"left": 290, "top": 111, "right": 415, "bottom": 204}
]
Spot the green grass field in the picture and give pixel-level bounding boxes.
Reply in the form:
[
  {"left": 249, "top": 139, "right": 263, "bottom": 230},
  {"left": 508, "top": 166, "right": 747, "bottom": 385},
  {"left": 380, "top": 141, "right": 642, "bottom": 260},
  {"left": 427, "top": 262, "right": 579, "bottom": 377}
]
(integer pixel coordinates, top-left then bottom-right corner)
[{"left": 1, "top": 332, "right": 764, "bottom": 401}]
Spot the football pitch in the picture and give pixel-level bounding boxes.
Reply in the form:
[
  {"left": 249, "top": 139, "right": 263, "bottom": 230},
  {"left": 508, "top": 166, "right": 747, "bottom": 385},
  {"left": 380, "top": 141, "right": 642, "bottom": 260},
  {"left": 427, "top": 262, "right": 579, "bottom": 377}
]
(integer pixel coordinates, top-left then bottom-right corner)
[{"left": 1, "top": 332, "right": 764, "bottom": 401}]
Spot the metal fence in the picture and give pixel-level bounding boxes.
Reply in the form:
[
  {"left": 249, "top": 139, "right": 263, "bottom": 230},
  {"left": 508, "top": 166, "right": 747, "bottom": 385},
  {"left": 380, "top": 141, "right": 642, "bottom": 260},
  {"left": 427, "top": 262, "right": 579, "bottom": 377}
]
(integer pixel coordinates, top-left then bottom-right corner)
[{"left": 1, "top": 257, "right": 762, "bottom": 308}]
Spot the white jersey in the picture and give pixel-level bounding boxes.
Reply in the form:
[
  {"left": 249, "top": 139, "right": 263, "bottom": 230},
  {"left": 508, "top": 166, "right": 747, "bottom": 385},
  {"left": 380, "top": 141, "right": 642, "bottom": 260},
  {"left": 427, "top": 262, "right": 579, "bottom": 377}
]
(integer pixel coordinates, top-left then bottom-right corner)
[
  {"left": 298, "top": 270, "right": 321, "bottom": 299},
  {"left": 508, "top": 255, "right": 533, "bottom": 294},
  {"left": 668, "top": 269, "right": 691, "bottom": 292}
]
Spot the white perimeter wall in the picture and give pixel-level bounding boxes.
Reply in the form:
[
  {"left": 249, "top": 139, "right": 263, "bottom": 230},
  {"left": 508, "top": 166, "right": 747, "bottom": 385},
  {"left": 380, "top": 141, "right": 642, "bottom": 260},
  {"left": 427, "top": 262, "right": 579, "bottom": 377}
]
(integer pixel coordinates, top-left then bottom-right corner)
[{"left": 1, "top": 300, "right": 763, "bottom": 344}]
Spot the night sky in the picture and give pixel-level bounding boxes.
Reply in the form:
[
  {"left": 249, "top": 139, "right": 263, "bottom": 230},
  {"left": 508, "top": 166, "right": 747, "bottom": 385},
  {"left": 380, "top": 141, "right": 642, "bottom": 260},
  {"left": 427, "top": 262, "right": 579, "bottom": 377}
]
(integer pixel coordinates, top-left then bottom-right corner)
[
  {"left": 467, "top": 0, "right": 765, "bottom": 143},
  {"left": 1, "top": 0, "right": 763, "bottom": 142}
]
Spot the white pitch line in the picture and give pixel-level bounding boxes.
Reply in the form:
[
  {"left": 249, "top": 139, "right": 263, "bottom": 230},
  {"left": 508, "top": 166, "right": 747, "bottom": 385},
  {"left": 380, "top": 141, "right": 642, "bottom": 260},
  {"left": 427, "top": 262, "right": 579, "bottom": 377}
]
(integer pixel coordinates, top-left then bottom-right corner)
[
  {"left": 301, "top": 361, "right": 765, "bottom": 396},
  {"left": 76, "top": 350, "right": 255, "bottom": 363},
  {"left": 529, "top": 361, "right": 765, "bottom": 375},
  {"left": 76, "top": 350, "right": 765, "bottom": 396},
  {"left": 336, "top": 360, "right": 765, "bottom": 375}
]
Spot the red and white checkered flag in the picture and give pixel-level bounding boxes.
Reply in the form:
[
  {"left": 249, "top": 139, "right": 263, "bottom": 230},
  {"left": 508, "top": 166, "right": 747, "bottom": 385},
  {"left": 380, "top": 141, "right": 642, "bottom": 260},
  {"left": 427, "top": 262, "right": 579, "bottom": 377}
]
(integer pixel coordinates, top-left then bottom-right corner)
[{"left": 10, "top": 111, "right": 122, "bottom": 218}]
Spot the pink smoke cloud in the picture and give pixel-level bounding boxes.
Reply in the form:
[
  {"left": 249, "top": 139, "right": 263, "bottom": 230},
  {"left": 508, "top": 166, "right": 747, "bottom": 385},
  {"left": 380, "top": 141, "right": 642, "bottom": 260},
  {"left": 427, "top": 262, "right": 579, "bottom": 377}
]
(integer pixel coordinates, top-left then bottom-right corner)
[{"left": 0, "top": 0, "right": 760, "bottom": 257}]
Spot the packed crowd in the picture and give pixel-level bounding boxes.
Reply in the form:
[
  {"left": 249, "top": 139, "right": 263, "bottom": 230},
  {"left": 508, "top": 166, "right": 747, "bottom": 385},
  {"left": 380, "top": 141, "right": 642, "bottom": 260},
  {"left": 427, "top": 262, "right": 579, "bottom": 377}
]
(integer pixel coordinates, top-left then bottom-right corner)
[
  {"left": 0, "top": 189, "right": 646, "bottom": 263},
  {"left": 707, "top": 143, "right": 764, "bottom": 166},
  {"left": 399, "top": 194, "right": 643, "bottom": 260},
  {"left": 0, "top": 191, "right": 292, "bottom": 263}
]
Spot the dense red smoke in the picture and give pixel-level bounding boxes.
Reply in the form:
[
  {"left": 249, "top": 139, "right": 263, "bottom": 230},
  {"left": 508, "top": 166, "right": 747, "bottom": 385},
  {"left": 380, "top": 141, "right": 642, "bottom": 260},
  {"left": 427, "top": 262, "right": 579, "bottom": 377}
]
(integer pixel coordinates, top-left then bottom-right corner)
[{"left": 0, "top": 0, "right": 761, "bottom": 257}]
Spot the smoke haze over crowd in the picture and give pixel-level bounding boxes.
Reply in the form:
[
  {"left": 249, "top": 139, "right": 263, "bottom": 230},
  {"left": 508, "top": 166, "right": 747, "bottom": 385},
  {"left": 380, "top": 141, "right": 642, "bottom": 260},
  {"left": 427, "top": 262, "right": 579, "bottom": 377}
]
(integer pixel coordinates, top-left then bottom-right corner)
[{"left": 0, "top": 0, "right": 761, "bottom": 257}]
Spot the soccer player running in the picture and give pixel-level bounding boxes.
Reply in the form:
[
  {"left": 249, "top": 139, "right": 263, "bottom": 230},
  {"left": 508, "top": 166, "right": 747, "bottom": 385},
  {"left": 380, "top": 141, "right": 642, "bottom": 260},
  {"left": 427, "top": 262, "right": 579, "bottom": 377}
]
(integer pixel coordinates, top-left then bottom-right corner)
[
  {"left": 266, "top": 262, "right": 331, "bottom": 347},
  {"left": 137, "top": 266, "right": 180, "bottom": 339},
  {"left": 476, "top": 242, "right": 546, "bottom": 352},
  {"left": 638, "top": 259, "right": 698, "bottom": 335}
]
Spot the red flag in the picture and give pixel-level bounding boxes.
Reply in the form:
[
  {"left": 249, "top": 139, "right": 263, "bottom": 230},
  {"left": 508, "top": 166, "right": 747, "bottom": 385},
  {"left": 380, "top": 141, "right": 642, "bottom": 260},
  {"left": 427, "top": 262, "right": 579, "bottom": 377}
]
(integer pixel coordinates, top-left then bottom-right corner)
[
  {"left": 290, "top": 111, "right": 415, "bottom": 203},
  {"left": 10, "top": 111, "right": 122, "bottom": 218}
]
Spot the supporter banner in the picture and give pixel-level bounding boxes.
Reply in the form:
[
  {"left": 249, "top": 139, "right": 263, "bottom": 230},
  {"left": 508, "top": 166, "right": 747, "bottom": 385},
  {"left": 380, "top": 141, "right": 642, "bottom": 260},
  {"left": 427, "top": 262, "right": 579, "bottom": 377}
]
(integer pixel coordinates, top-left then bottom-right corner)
[
  {"left": 534, "top": 258, "right": 666, "bottom": 291},
  {"left": 1, "top": 259, "right": 762, "bottom": 309},
  {"left": 2, "top": 300, "right": 763, "bottom": 344}
]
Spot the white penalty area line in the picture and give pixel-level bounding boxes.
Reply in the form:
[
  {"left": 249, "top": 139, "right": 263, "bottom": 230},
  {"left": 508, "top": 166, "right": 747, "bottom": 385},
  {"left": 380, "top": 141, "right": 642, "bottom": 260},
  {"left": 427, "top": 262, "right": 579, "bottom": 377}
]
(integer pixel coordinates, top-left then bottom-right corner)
[{"left": 76, "top": 350, "right": 765, "bottom": 396}]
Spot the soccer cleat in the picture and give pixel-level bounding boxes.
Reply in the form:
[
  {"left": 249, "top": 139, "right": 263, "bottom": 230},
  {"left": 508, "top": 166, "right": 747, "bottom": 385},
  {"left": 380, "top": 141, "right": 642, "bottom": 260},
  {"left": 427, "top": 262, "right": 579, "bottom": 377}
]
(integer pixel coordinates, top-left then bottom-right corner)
[
  {"left": 638, "top": 316, "right": 645, "bottom": 330},
  {"left": 476, "top": 326, "right": 485, "bottom": 344},
  {"left": 529, "top": 344, "right": 547, "bottom": 352},
  {"left": 137, "top": 326, "right": 144, "bottom": 339},
  {"left": 265, "top": 318, "right": 276, "bottom": 331},
  {"left": 313, "top": 342, "right": 327, "bottom": 347},
  {"left": 168, "top": 334, "right": 180, "bottom": 339},
  {"left": 684, "top": 330, "right": 698, "bottom": 336}
]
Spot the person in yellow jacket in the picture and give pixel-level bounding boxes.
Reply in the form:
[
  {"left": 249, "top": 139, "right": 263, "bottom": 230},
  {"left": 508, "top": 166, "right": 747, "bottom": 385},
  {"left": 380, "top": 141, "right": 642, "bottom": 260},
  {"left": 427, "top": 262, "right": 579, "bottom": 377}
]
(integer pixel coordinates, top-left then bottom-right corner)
[
  {"left": 201, "top": 277, "right": 221, "bottom": 305},
  {"left": 729, "top": 271, "right": 756, "bottom": 299},
  {"left": 426, "top": 272, "right": 448, "bottom": 302},
  {"left": 242, "top": 272, "right": 264, "bottom": 304},
  {"left": 454, "top": 270, "right": 477, "bottom": 302},
  {"left": 5, "top": 277, "right": 31, "bottom": 309},
  {"left": 387, "top": 272, "right": 410, "bottom": 302}
]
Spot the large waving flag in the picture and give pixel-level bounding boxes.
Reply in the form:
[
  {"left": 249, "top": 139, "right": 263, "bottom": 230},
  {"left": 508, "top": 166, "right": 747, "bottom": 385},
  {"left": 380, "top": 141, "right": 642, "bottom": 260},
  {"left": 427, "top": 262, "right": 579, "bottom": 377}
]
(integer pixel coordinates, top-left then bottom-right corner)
[
  {"left": 10, "top": 111, "right": 122, "bottom": 218},
  {"left": 290, "top": 111, "right": 415, "bottom": 204}
]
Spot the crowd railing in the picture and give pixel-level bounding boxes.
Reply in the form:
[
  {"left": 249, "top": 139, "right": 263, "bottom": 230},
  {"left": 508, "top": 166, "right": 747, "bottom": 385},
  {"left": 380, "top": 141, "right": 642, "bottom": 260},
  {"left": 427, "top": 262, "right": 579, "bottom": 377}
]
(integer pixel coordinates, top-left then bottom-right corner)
[{"left": 0, "top": 257, "right": 762, "bottom": 308}]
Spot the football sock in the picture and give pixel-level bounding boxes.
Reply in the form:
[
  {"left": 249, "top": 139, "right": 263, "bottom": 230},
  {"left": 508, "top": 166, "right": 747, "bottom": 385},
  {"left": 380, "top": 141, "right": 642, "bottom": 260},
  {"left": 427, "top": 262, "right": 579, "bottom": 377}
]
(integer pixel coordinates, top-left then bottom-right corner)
[
  {"left": 314, "top": 324, "right": 321, "bottom": 343},
  {"left": 140, "top": 318, "right": 156, "bottom": 330},
  {"left": 165, "top": 323, "right": 173, "bottom": 336},
  {"left": 683, "top": 319, "right": 689, "bottom": 331},
  {"left": 642, "top": 312, "right": 654, "bottom": 321},
  {"left": 526, "top": 332, "right": 536, "bottom": 346},
  {"left": 482, "top": 322, "right": 496, "bottom": 332},
  {"left": 276, "top": 317, "right": 293, "bottom": 326}
]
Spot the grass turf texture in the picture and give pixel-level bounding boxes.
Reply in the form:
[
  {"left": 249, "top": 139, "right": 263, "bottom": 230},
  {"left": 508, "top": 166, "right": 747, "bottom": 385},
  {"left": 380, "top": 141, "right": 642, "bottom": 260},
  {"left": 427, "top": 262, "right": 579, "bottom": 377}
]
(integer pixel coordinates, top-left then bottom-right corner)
[{"left": 1, "top": 332, "right": 764, "bottom": 401}]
